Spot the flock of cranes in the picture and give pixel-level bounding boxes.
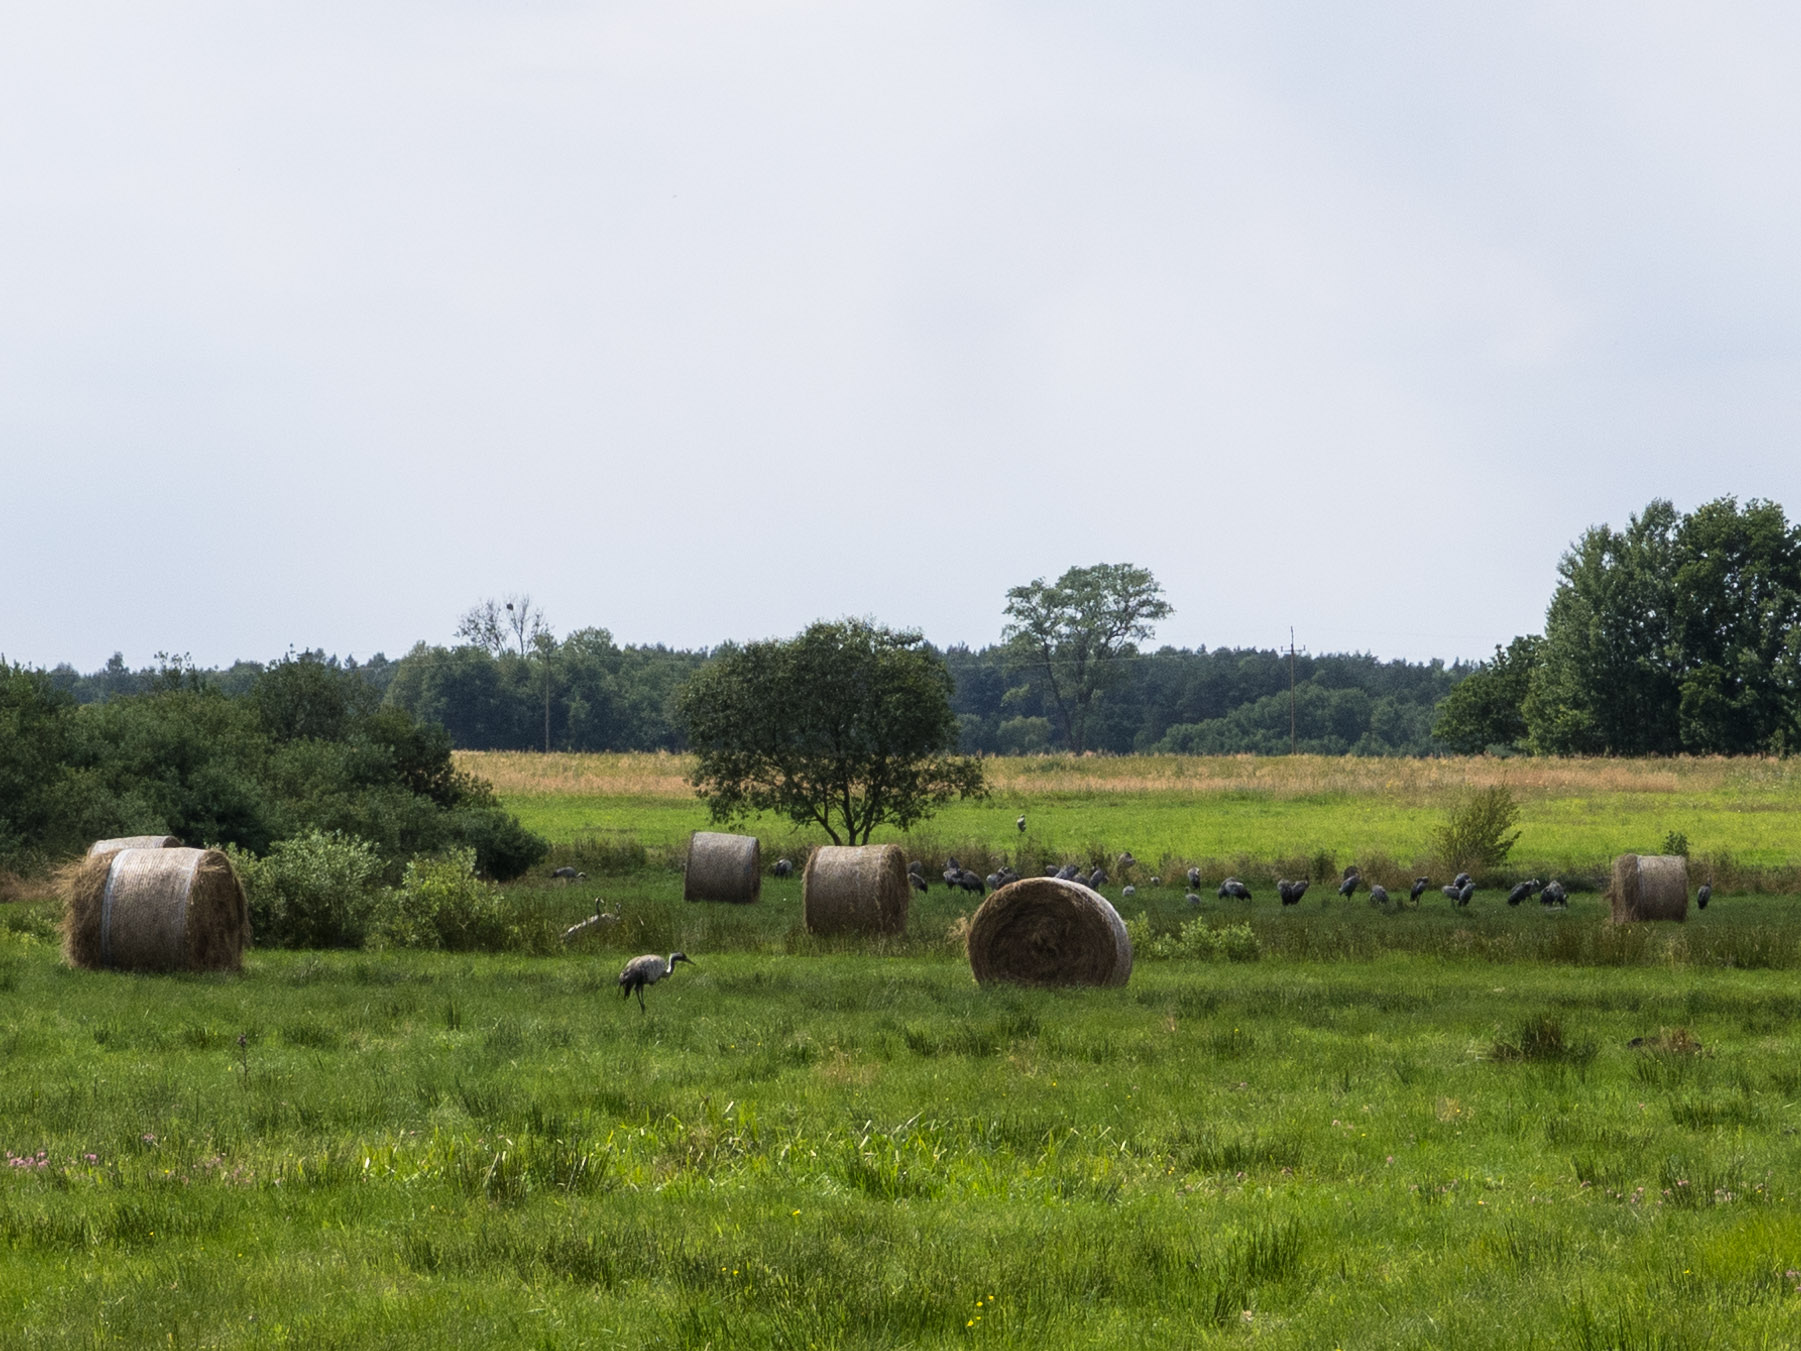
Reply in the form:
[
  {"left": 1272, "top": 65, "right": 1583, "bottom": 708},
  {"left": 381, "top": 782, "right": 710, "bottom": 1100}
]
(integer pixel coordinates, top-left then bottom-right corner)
[{"left": 604, "top": 819, "right": 1719, "bottom": 1011}]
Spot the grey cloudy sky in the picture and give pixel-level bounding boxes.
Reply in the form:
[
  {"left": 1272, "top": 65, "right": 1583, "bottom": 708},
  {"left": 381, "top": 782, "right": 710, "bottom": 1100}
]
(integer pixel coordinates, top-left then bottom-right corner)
[{"left": 6, "top": 2, "right": 1801, "bottom": 671}]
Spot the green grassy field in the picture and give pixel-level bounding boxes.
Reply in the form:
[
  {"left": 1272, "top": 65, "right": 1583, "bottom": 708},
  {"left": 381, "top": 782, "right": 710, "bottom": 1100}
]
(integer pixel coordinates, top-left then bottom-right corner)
[
  {"left": 467, "top": 752, "right": 1801, "bottom": 881},
  {"left": 7, "top": 876, "right": 1801, "bottom": 1348},
  {"left": 8, "top": 753, "right": 1801, "bottom": 1347}
]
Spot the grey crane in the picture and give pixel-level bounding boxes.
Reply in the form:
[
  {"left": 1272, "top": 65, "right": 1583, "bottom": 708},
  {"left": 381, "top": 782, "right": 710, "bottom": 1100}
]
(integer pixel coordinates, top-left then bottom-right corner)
[
  {"left": 561, "top": 900, "right": 622, "bottom": 943},
  {"left": 1017, "top": 815, "right": 1027, "bottom": 833},
  {"left": 1218, "top": 877, "right": 1252, "bottom": 901},
  {"left": 954, "top": 869, "right": 987, "bottom": 895},
  {"left": 1441, "top": 884, "right": 1461, "bottom": 901},
  {"left": 1122, "top": 884, "right": 1136, "bottom": 898},
  {"left": 909, "top": 872, "right": 928, "bottom": 893},
  {"left": 1697, "top": 882, "right": 1712, "bottom": 909},
  {"left": 1116, "top": 851, "right": 1137, "bottom": 875},
  {"left": 1185, "top": 892, "right": 1203, "bottom": 906},
  {"left": 1506, "top": 879, "right": 1541, "bottom": 907},
  {"left": 1187, "top": 866, "right": 1203, "bottom": 889},
  {"left": 1337, "top": 871, "right": 1360, "bottom": 900},
  {"left": 1540, "top": 880, "right": 1568, "bottom": 907},
  {"left": 1367, "top": 884, "right": 1390, "bottom": 907},
  {"left": 772, "top": 858, "right": 794, "bottom": 878},
  {"left": 550, "top": 867, "right": 587, "bottom": 882},
  {"left": 1409, "top": 877, "right": 1430, "bottom": 905},
  {"left": 1457, "top": 881, "right": 1476, "bottom": 906},
  {"left": 1148, "top": 875, "right": 1161, "bottom": 887},
  {"left": 1056, "top": 862, "right": 1082, "bottom": 882},
  {"left": 618, "top": 952, "right": 695, "bottom": 1013},
  {"left": 1276, "top": 879, "right": 1297, "bottom": 905},
  {"left": 1088, "top": 866, "right": 1108, "bottom": 890},
  {"left": 1452, "top": 872, "right": 1472, "bottom": 890}
]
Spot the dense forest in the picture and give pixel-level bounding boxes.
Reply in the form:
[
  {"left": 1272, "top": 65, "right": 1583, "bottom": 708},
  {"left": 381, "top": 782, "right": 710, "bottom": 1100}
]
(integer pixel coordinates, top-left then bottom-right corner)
[{"left": 38, "top": 641, "right": 1468, "bottom": 758}]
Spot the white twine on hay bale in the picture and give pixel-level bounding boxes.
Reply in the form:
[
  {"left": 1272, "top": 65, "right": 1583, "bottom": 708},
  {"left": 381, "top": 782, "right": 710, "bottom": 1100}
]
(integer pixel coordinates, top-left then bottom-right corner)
[
  {"left": 86, "top": 835, "right": 181, "bottom": 856},
  {"left": 1609, "top": 853, "right": 1690, "bottom": 923},
  {"left": 62, "top": 847, "right": 250, "bottom": 972},
  {"left": 683, "top": 831, "right": 762, "bottom": 904},
  {"left": 802, "top": 844, "right": 910, "bottom": 936},
  {"left": 966, "top": 877, "right": 1132, "bottom": 987}
]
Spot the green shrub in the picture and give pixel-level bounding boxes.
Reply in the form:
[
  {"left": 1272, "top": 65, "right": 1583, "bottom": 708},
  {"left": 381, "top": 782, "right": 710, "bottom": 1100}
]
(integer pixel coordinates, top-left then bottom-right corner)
[
  {"left": 1433, "top": 785, "right": 1521, "bottom": 875},
  {"left": 449, "top": 807, "right": 550, "bottom": 880},
  {"left": 229, "top": 830, "right": 385, "bottom": 949},
  {"left": 1662, "top": 830, "right": 1691, "bottom": 857},
  {"left": 1135, "top": 915, "right": 1261, "bottom": 962},
  {"left": 370, "top": 849, "right": 509, "bottom": 951}
]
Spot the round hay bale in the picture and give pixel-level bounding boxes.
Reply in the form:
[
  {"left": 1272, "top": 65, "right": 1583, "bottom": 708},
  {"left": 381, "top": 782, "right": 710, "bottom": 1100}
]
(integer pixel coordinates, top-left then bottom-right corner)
[
  {"left": 86, "top": 835, "right": 181, "bottom": 856},
  {"left": 802, "top": 844, "right": 910, "bottom": 936},
  {"left": 1610, "top": 853, "right": 1689, "bottom": 924},
  {"left": 683, "top": 831, "right": 761, "bottom": 904},
  {"left": 61, "top": 847, "right": 249, "bottom": 972},
  {"left": 967, "top": 877, "right": 1132, "bottom": 988}
]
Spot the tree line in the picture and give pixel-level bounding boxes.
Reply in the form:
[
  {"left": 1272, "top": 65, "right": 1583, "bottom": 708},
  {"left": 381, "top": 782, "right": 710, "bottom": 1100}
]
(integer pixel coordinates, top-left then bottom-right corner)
[{"left": 41, "top": 636, "right": 1466, "bottom": 758}]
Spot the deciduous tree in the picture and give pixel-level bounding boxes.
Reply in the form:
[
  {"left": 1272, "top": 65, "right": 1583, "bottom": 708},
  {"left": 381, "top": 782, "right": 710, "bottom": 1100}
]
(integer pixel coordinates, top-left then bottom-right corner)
[
  {"left": 1002, "top": 563, "right": 1172, "bottom": 753},
  {"left": 675, "top": 619, "right": 986, "bottom": 844}
]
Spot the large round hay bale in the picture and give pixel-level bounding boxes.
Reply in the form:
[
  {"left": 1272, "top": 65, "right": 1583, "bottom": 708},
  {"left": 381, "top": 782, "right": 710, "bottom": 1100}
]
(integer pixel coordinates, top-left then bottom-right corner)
[
  {"left": 967, "top": 877, "right": 1132, "bottom": 988},
  {"left": 683, "top": 831, "right": 761, "bottom": 904},
  {"left": 802, "top": 844, "right": 910, "bottom": 936},
  {"left": 1610, "top": 853, "right": 1689, "bottom": 923},
  {"left": 62, "top": 847, "right": 249, "bottom": 972},
  {"left": 86, "top": 835, "right": 181, "bottom": 856}
]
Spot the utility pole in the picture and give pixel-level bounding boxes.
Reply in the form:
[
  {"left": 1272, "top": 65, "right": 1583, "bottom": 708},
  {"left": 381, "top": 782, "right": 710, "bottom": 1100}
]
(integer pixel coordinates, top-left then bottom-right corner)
[
  {"left": 543, "top": 640, "right": 552, "bottom": 754},
  {"left": 1289, "top": 627, "right": 1297, "bottom": 757}
]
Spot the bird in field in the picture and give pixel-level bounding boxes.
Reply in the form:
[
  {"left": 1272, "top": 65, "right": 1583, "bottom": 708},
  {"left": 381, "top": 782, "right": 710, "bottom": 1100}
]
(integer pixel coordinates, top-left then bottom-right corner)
[
  {"left": 1441, "top": 884, "right": 1461, "bottom": 901},
  {"left": 955, "top": 869, "right": 987, "bottom": 895},
  {"left": 1457, "top": 881, "right": 1476, "bottom": 906},
  {"left": 1367, "top": 884, "right": 1390, "bottom": 908},
  {"left": 1088, "top": 866, "right": 1108, "bottom": 890},
  {"left": 1506, "top": 879, "right": 1541, "bottom": 907},
  {"left": 1122, "top": 884, "right": 1136, "bottom": 898},
  {"left": 550, "top": 866, "right": 586, "bottom": 882},
  {"left": 1218, "top": 877, "right": 1251, "bottom": 901},
  {"left": 1452, "top": 872, "right": 1472, "bottom": 890},
  {"left": 1017, "top": 815, "right": 1027, "bottom": 833},
  {"left": 1148, "top": 876, "right": 1161, "bottom": 887},
  {"left": 1337, "top": 872, "right": 1360, "bottom": 900},
  {"left": 1410, "top": 877, "right": 1430, "bottom": 905},
  {"left": 1540, "top": 880, "right": 1568, "bottom": 907},
  {"left": 618, "top": 952, "right": 695, "bottom": 1013},
  {"left": 1117, "top": 851, "right": 1137, "bottom": 875},
  {"left": 909, "top": 871, "right": 928, "bottom": 892},
  {"left": 560, "top": 900, "right": 622, "bottom": 943},
  {"left": 1697, "top": 882, "right": 1712, "bottom": 909},
  {"left": 1187, "top": 866, "right": 1202, "bottom": 889},
  {"left": 1286, "top": 879, "right": 1310, "bottom": 905},
  {"left": 772, "top": 857, "right": 794, "bottom": 878},
  {"left": 1056, "top": 862, "right": 1082, "bottom": 881},
  {"left": 1185, "top": 892, "right": 1203, "bottom": 906},
  {"left": 909, "top": 859, "right": 926, "bottom": 878}
]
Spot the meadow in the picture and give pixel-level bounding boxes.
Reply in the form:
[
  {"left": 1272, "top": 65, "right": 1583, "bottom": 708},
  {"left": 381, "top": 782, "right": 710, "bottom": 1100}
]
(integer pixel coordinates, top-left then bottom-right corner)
[
  {"left": 5, "top": 753, "right": 1801, "bottom": 1347},
  {"left": 468, "top": 751, "right": 1801, "bottom": 885}
]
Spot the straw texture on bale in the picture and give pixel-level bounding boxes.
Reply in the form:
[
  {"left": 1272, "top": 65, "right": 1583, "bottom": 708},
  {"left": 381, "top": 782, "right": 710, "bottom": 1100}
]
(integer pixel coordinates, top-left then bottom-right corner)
[
  {"left": 1610, "top": 853, "right": 1690, "bottom": 923},
  {"left": 683, "top": 831, "right": 762, "bottom": 904},
  {"left": 62, "top": 847, "right": 250, "bottom": 972},
  {"left": 86, "top": 835, "right": 181, "bottom": 856},
  {"left": 967, "top": 877, "right": 1133, "bottom": 988},
  {"left": 802, "top": 844, "right": 910, "bottom": 936}
]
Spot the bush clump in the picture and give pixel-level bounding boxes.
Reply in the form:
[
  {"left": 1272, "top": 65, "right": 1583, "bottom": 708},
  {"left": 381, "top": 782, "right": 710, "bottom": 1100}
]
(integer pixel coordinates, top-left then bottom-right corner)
[
  {"left": 1433, "top": 785, "right": 1521, "bottom": 876},
  {"left": 369, "top": 849, "right": 509, "bottom": 951},
  {"left": 1131, "top": 915, "right": 1261, "bottom": 962},
  {"left": 229, "top": 830, "right": 385, "bottom": 949}
]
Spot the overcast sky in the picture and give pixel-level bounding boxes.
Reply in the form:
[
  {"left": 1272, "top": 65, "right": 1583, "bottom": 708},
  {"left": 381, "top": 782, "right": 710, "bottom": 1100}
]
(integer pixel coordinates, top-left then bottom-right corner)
[{"left": 6, "top": 2, "right": 1801, "bottom": 671}]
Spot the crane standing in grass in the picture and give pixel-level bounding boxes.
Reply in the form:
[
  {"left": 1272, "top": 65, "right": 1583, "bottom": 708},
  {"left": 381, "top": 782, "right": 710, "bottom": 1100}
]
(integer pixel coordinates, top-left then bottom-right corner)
[{"left": 618, "top": 952, "right": 696, "bottom": 1013}]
